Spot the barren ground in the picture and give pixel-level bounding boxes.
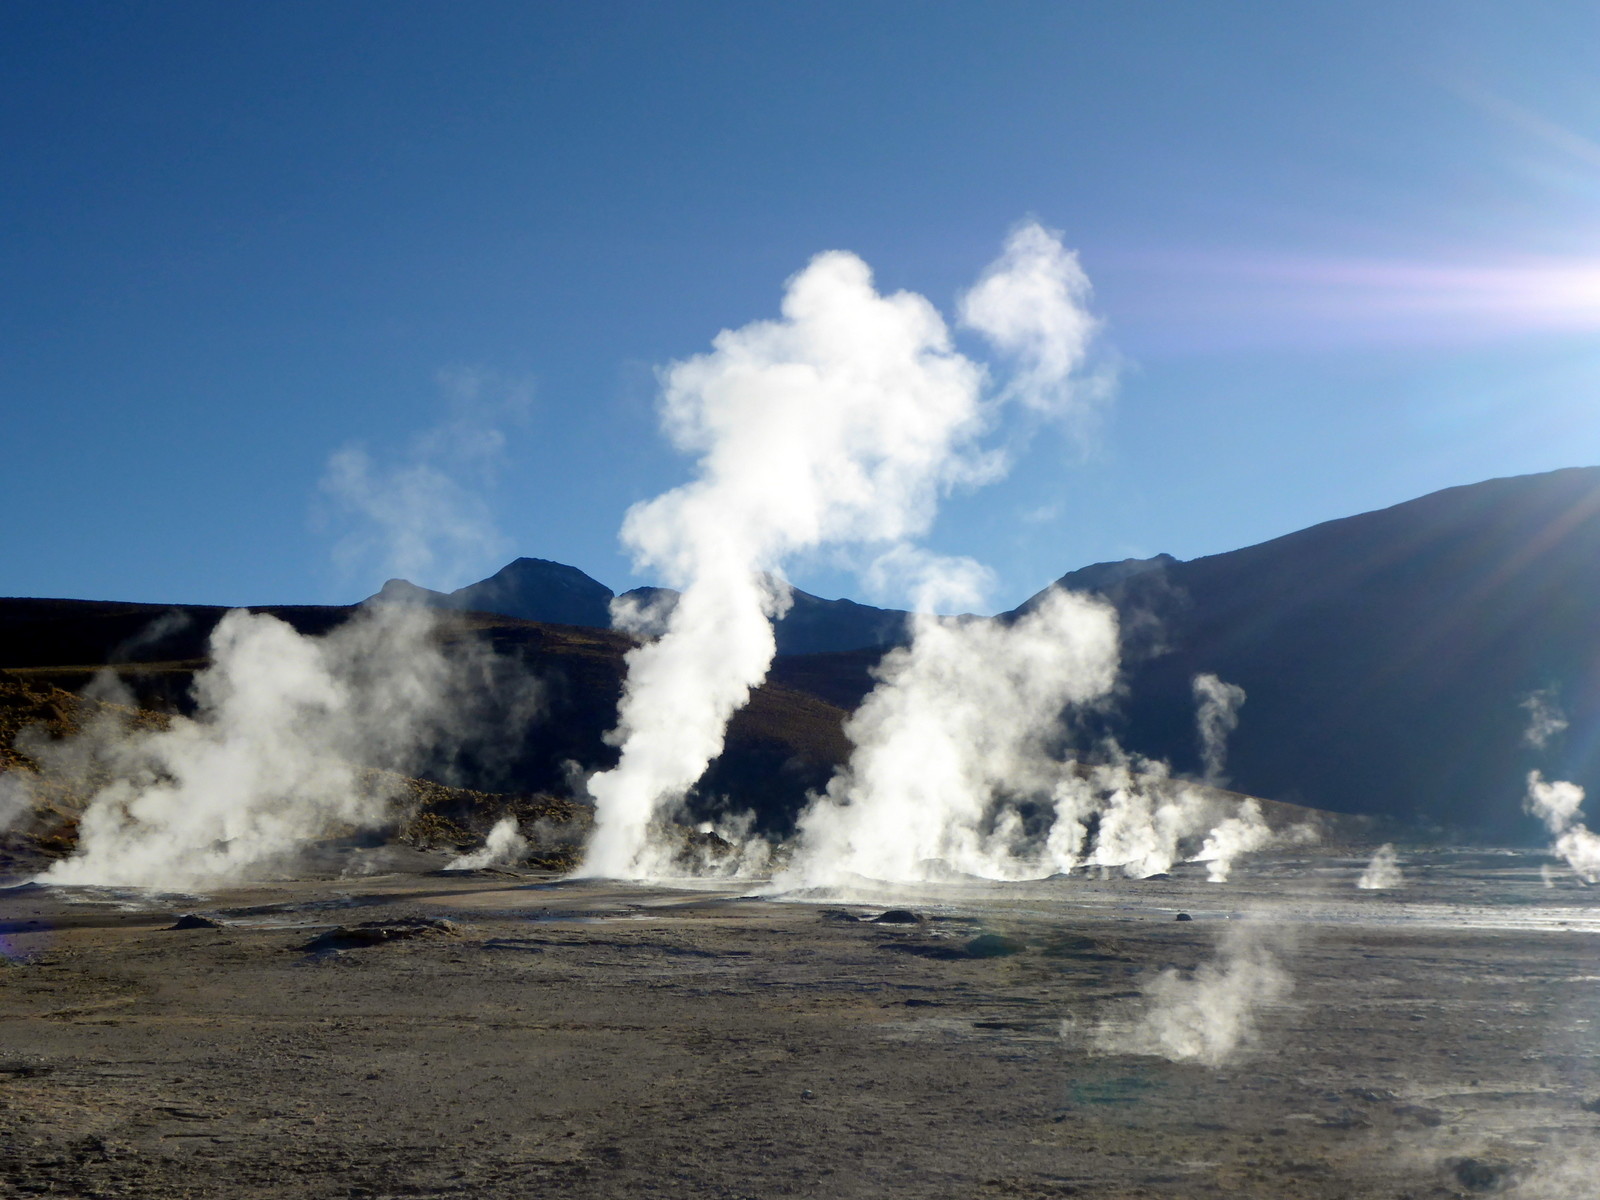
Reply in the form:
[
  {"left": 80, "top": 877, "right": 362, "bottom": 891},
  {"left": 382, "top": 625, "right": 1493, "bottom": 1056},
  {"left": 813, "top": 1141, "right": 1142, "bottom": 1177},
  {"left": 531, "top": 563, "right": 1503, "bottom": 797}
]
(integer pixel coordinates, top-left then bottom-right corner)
[{"left": 3, "top": 853, "right": 1599, "bottom": 1199}]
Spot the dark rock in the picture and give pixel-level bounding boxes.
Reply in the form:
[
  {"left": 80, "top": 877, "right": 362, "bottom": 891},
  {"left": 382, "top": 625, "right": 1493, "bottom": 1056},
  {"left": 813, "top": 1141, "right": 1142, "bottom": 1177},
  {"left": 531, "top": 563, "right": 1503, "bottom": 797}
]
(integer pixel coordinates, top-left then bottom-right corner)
[
  {"left": 965, "top": 933, "right": 1026, "bottom": 958},
  {"left": 1319, "top": 1107, "right": 1371, "bottom": 1129},
  {"left": 167, "top": 914, "right": 221, "bottom": 930},
  {"left": 872, "top": 909, "right": 922, "bottom": 925},
  {"left": 1446, "top": 1157, "right": 1518, "bottom": 1192},
  {"left": 819, "top": 910, "right": 861, "bottom": 923},
  {"left": 297, "top": 917, "right": 459, "bottom": 954},
  {"left": 0, "top": 1062, "right": 55, "bottom": 1078},
  {"left": 1394, "top": 1104, "right": 1444, "bottom": 1127},
  {"left": 1174, "top": 912, "right": 1193, "bottom": 922},
  {"left": 1346, "top": 1087, "right": 1398, "bottom": 1103}
]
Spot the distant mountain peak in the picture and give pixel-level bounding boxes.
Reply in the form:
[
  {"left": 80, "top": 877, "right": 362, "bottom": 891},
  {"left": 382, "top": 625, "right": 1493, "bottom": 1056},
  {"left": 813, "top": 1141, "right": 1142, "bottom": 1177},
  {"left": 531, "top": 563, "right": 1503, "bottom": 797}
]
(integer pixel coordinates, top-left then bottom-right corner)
[
  {"left": 367, "top": 560, "right": 615, "bottom": 628},
  {"left": 372, "top": 578, "right": 450, "bottom": 605},
  {"left": 370, "top": 561, "right": 913, "bottom": 654}
]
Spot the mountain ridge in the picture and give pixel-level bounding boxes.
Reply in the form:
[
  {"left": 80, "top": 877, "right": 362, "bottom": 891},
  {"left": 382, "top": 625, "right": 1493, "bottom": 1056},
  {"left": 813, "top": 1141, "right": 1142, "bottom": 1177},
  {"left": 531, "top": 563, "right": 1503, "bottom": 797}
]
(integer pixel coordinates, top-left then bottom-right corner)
[
  {"left": 369, "top": 558, "right": 914, "bottom": 656},
  {"left": 4, "top": 465, "right": 1598, "bottom": 837}
]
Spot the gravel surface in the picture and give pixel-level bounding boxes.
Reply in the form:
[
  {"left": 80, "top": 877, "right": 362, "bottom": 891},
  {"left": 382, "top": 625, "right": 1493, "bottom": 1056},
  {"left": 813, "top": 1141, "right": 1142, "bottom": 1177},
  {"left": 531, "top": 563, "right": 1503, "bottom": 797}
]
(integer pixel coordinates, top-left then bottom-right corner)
[{"left": 3, "top": 858, "right": 1599, "bottom": 1198}]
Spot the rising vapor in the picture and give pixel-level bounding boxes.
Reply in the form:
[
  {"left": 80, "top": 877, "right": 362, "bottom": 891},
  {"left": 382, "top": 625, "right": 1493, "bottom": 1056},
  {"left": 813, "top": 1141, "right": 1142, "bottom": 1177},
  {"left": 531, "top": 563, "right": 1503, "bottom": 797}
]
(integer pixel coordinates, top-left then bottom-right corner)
[
  {"left": 1193, "top": 672, "right": 1246, "bottom": 785},
  {"left": 321, "top": 368, "right": 526, "bottom": 591},
  {"left": 581, "top": 222, "right": 1103, "bottom": 878},
  {"left": 959, "top": 221, "right": 1105, "bottom": 417},
  {"left": 1524, "top": 770, "right": 1600, "bottom": 882},
  {"left": 1520, "top": 688, "right": 1569, "bottom": 751},
  {"left": 782, "top": 587, "right": 1121, "bottom": 887},
  {"left": 785, "top": 627, "right": 1282, "bottom": 888},
  {"left": 1089, "top": 920, "right": 1291, "bottom": 1067},
  {"left": 36, "top": 603, "right": 533, "bottom": 890},
  {"left": 1357, "top": 843, "right": 1404, "bottom": 889},
  {"left": 445, "top": 815, "right": 529, "bottom": 871}
]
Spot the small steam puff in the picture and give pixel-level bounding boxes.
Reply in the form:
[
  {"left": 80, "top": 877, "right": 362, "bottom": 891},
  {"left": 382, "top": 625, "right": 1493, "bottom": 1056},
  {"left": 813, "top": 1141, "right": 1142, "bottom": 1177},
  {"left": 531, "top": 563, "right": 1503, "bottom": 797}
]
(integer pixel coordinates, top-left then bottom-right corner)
[
  {"left": 1087, "top": 922, "right": 1291, "bottom": 1067},
  {"left": 1192, "top": 673, "right": 1246, "bottom": 786},
  {"left": 1524, "top": 770, "right": 1600, "bottom": 882},
  {"left": 1357, "top": 843, "right": 1404, "bottom": 889},
  {"left": 37, "top": 603, "right": 522, "bottom": 890},
  {"left": 444, "top": 816, "right": 528, "bottom": 871},
  {"left": 1190, "top": 798, "right": 1272, "bottom": 883},
  {"left": 581, "top": 221, "right": 1102, "bottom": 879},
  {"left": 1520, "top": 688, "right": 1569, "bottom": 751},
  {"left": 321, "top": 368, "right": 525, "bottom": 591}
]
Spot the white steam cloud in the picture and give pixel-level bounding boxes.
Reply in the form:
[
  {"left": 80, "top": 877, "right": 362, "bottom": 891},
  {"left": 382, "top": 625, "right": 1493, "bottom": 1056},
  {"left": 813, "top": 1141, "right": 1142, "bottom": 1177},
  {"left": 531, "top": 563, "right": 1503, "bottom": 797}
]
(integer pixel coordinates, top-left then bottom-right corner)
[
  {"left": 1190, "top": 797, "right": 1272, "bottom": 883},
  {"left": 1088, "top": 921, "right": 1291, "bottom": 1066},
  {"left": 445, "top": 815, "right": 528, "bottom": 871},
  {"left": 1357, "top": 843, "right": 1404, "bottom": 889},
  {"left": 1079, "top": 756, "right": 1281, "bottom": 882},
  {"left": 1193, "top": 672, "right": 1246, "bottom": 786},
  {"left": 35, "top": 604, "right": 525, "bottom": 890},
  {"left": 322, "top": 368, "right": 527, "bottom": 591},
  {"left": 581, "top": 222, "right": 1103, "bottom": 879},
  {"left": 960, "top": 221, "right": 1104, "bottom": 416},
  {"left": 784, "top": 630, "right": 1282, "bottom": 889},
  {"left": 782, "top": 587, "right": 1121, "bottom": 887},
  {"left": 1524, "top": 770, "right": 1600, "bottom": 882},
  {"left": 1520, "top": 688, "right": 1569, "bottom": 750}
]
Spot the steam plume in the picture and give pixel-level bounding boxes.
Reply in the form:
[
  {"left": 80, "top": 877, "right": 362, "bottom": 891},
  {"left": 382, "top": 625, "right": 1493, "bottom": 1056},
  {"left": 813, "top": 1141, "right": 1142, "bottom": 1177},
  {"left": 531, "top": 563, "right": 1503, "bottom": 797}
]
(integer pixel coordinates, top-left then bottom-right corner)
[
  {"left": 1089, "top": 921, "right": 1291, "bottom": 1066},
  {"left": 581, "top": 222, "right": 1102, "bottom": 879},
  {"left": 1193, "top": 672, "right": 1246, "bottom": 785},
  {"left": 445, "top": 815, "right": 528, "bottom": 871},
  {"left": 1524, "top": 770, "right": 1600, "bottom": 882},
  {"left": 36, "top": 603, "right": 524, "bottom": 890},
  {"left": 784, "top": 608, "right": 1284, "bottom": 888},
  {"left": 1079, "top": 756, "right": 1280, "bottom": 881},
  {"left": 1190, "top": 797, "right": 1271, "bottom": 882},
  {"left": 1357, "top": 843, "right": 1404, "bottom": 889},
  {"left": 782, "top": 587, "right": 1120, "bottom": 887}
]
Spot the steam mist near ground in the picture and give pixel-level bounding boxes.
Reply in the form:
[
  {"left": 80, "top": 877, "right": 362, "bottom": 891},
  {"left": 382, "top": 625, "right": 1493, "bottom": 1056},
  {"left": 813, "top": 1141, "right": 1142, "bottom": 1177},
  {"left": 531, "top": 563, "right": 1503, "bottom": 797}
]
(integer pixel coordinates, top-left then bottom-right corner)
[
  {"left": 1086, "top": 920, "right": 1292, "bottom": 1067},
  {"left": 1524, "top": 771, "right": 1600, "bottom": 882},
  {"left": 445, "top": 814, "right": 529, "bottom": 871},
  {"left": 1357, "top": 843, "right": 1404, "bottom": 889},
  {"left": 780, "top": 587, "right": 1120, "bottom": 887},
  {"left": 776, "top": 589, "right": 1275, "bottom": 888},
  {"left": 1518, "top": 692, "right": 1599, "bottom": 882},
  {"left": 24, "top": 603, "right": 540, "bottom": 890}
]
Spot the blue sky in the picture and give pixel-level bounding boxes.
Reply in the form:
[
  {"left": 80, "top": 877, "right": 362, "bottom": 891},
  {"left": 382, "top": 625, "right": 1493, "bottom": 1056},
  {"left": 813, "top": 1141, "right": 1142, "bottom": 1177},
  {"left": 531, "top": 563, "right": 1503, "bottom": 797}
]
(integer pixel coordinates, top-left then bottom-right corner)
[{"left": 5, "top": 1, "right": 1600, "bottom": 611}]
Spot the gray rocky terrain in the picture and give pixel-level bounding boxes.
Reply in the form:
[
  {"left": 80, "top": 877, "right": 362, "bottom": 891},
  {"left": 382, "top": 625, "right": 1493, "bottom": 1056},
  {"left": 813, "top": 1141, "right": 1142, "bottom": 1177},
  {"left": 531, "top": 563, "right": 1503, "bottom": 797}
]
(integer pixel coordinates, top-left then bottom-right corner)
[{"left": 4, "top": 851, "right": 1598, "bottom": 1199}]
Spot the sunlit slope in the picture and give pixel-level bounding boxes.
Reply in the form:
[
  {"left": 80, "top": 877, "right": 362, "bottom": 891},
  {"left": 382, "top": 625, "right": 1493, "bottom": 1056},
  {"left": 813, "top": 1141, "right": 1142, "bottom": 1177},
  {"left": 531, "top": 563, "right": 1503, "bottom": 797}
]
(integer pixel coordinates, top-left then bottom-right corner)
[{"left": 1012, "top": 465, "right": 1600, "bottom": 837}]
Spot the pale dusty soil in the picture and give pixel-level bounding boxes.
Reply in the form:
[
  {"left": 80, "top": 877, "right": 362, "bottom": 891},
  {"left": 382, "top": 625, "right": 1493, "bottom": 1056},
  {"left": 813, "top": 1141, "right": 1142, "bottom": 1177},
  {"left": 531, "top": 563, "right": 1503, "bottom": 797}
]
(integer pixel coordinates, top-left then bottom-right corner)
[{"left": 2, "top": 859, "right": 1599, "bottom": 1199}]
